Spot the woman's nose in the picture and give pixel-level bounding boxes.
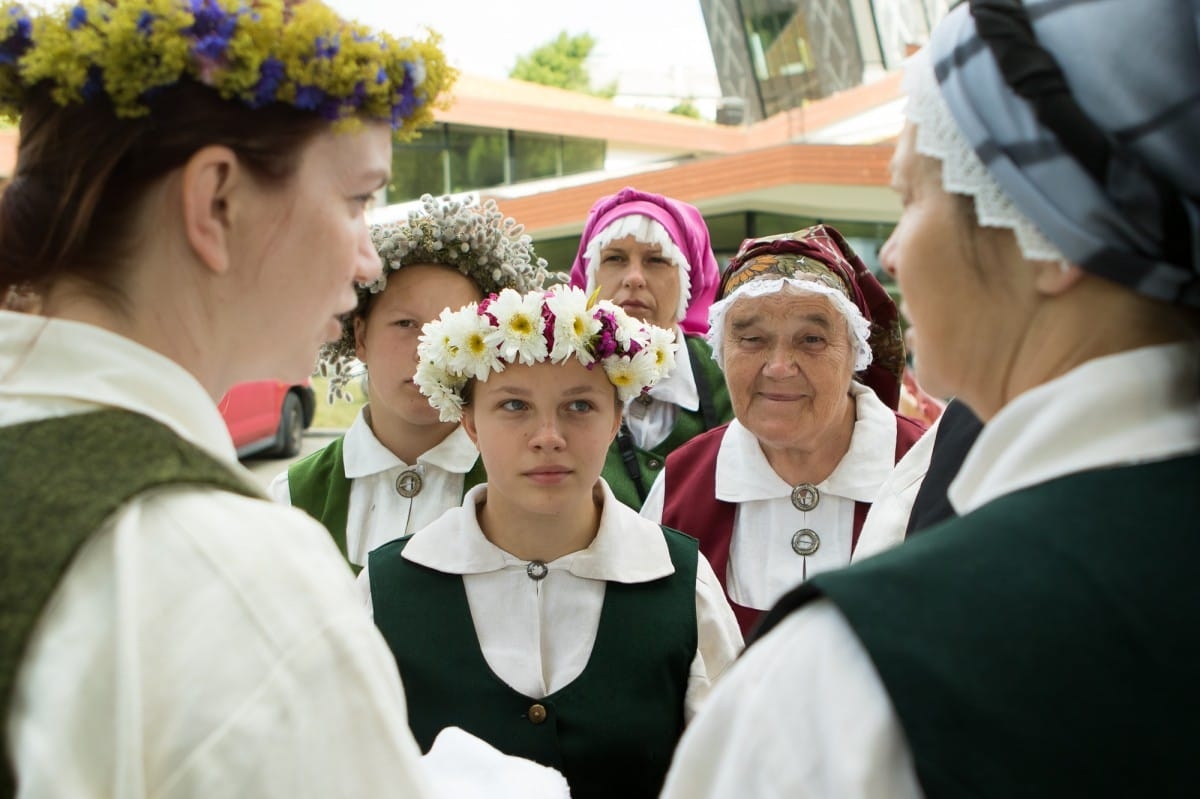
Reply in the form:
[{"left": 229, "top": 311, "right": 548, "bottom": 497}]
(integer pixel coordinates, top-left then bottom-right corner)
[
  {"left": 878, "top": 233, "right": 898, "bottom": 278},
  {"left": 356, "top": 228, "right": 384, "bottom": 284},
  {"left": 622, "top": 261, "right": 647, "bottom": 287},
  {"left": 762, "top": 345, "right": 798, "bottom": 378}
]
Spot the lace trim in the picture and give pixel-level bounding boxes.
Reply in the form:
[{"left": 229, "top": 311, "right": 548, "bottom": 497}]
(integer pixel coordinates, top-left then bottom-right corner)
[
  {"left": 903, "top": 50, "right": 1066, "bottom": 263},
  {"left": 706, "top": 277, "right": 873, "bottom": 372}
]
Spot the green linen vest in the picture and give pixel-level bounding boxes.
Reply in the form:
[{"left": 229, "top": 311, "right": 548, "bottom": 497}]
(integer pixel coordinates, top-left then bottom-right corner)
[
  {"left": 0, "top": 410, "right": 260, "bottom": 799},
  {"left": 286, "top": 433, "right": 486, "bottom": 573},
  {"left": 603, "top": 335, "right": 733, "bottom": 510},
  {"left": 756, "top": 454, "right": 1200, "bottom": 798},
  {"left": 369, "top": 526, "right": 699, "bottom": 799}
]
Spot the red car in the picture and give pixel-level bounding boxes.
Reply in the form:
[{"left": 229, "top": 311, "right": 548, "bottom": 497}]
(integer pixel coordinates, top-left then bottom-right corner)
[{"left": 218, "top": 380, "right": 316, "bottom": 459}]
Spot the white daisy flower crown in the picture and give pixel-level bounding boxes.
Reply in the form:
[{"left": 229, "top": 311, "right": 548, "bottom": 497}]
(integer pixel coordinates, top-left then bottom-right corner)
[{"left": 414, "top": 285, "right": 678, "bottom": 423}]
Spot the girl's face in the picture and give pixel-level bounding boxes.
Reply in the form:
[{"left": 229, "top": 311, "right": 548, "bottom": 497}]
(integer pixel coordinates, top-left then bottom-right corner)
[
  {"left": 462, "top": 358, "right": 621, "bottom": 520},
  {"left": 355, "top": 263, "right": 482, "bottom": 429},
  {"left": 232, "top": 123, "right": 390, "bottom": 383},
  {"left": 594, "top": 235, "right": 681, "bottom": 329}
]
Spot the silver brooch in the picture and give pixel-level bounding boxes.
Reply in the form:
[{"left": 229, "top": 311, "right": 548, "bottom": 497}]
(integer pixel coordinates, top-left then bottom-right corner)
[
  {"left": 790, "top": 483, "right": 820, "bottom": 512},
  {"left": 395, "top": 468, "right": 423, "bottom": 498},
  {"left": 526, "top": 560, "right": 549, "bottom": 581},
  {"left": 791, "top": 529, "right": 820, "bottom": 556}
]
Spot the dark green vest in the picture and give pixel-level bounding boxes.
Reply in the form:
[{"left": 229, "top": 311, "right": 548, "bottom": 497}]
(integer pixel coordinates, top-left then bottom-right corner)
[
  {"left": 603, "top": 335, "right": 733, "bottom": 510},
  {"left": 287, "top": 432, "right": 486, "bottom": 573},
  {"left": 0, "top": 410, "right": 260, "bottom": 799},
  {"left": 369, "top": 527, "right": 699, "bottom": 799},
  {"left": 760, "top": 455, "right": 1200, "bottom": 798}
]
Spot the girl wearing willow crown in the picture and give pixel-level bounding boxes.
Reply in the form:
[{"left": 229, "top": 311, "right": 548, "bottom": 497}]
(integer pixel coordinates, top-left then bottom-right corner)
[
  {"left": 362, "top": 285, "right": 742, "bottom": 799},
  {"left": 270, "top": 194, "right": 549, "bottom": 571},
  {"left": 0, "top": 0, "right": 568, "bottom": 796}
]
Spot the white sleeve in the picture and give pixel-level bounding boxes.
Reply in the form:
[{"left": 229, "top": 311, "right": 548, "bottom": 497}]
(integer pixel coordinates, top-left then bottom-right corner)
[
  {"left": 266, "top": 469, "right": 292, "bottom": 506},
  {"left": 357, "top": 563, "right": 375, "bottom": 618},
  {"left": 639, "top": 467, "right": 667, "bottom": 522},
  {"left": 8, "top": 489, "right": 435, "bottom": 799},
  {"left": 684, "top": 551, "right": 744, "bottom": 722},
  {"left": 661, "top": 599, "right": 923, "bottom": 799},
  {"left": 853, "top": 415, "right": 939, "bottom": 563}
]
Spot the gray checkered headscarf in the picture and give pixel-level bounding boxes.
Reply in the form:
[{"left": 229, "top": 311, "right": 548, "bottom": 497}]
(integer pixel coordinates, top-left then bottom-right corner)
[{"left": 913, "top": 0, "right": 1200, "bottom": 308}]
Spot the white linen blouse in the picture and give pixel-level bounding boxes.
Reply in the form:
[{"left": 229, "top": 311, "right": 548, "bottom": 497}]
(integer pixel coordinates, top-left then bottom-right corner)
[
  {"left": 641, "top": 380, "right": 899, "bottom": 609},
  {"left": 0, "top": 311, "right": 434, "bottom": 799},
  {"left": 269, "top": 408, "right": 478, "bottom": 566},
  {"left": 660, "top": 342, "right": 1200, "bottom": 799},
  {"left": 360, "top": 480, "right": 744, "bottom": 722}
]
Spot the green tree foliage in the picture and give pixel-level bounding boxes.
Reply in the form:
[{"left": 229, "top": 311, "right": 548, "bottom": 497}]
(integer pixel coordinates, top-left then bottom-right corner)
[
  {"left": 668, "top": 98, "right": 703, "bottom": 120},
  {"left": 510, "top": 31, "right": 616, "bottom": 98}
]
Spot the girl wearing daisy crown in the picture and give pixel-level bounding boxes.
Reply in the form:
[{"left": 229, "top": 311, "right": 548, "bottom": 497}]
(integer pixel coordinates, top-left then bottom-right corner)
[
  {"left": 361, "top": 284, "right": 743, "bottom": 799},
  {"left": 269, "top": 194, "right": 550, "bottom": 572}
]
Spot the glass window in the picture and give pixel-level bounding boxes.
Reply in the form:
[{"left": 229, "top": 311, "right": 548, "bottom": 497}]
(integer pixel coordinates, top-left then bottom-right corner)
[
  {"left": 447, "top": 125, "right": 507, "bottom": 192},
  {"left": 387, "top": 124, "right": 447, "bottom": 203},
  {"left": 561, "top": 137, "right": 606, "bottom": 175},
  {"left": 512, "top": 131, "right": 560, "bottom": 183}
]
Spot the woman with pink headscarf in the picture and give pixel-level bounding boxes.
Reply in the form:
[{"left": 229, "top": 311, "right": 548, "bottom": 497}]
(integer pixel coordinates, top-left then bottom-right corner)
[{"left": 569, "top": 187, "right": 734, "bottom": 510}]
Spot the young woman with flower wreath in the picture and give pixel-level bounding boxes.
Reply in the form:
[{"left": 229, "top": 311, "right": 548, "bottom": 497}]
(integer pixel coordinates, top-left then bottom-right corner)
[
  {"left": 269, "top": 194, "right": 551, "bottom": 573},
  {"left": 0, "top": 0, "right": 567, "bottom": 795},
  {"left": 361, "top": 284, "right": 742, "bottom": 799}
]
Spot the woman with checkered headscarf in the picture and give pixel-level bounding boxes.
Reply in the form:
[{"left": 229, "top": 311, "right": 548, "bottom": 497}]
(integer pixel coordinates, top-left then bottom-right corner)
[{"left": 662, "top": 2, "right": 1200, "bottom": 797}]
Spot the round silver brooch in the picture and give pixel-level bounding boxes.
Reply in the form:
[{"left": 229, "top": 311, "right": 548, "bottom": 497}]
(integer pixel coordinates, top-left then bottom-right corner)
[
  {"left": 790, "top": 483, "right": 820, "bottom": 512},
  {"left": 791, "top": 529, "right": 821, "bottom": 557},
  {"left": 395, "top": 468, "right": 423, "bottom": 498},
  {"left": 526, "top": 560, "right": 549, "bottom": 581}
]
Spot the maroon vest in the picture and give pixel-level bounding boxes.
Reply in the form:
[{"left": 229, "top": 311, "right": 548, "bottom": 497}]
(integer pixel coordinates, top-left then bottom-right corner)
[{"left": 662, "top": 413, "right": 926, "bottom": 636}]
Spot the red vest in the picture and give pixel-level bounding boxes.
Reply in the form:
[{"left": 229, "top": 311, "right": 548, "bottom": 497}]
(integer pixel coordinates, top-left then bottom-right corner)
[{"left": 662, "top": 413, "right": 926, "bottom": 636}]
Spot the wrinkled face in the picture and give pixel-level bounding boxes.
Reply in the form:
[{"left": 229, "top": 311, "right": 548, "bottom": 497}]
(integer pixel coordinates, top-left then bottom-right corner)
[
  {"left": 879, "top": 123, "right": 1031, "bottom": 414},
  {"left": 721, "top": 287, "right": 857, "bottom": 455},
  {"left": 462, "top": 359, "right": 621, "bottom": 520},
  {"left": 355, "top": 263, "right": 482, "bottom": 429},
  {"left": 236, "top": 123, "right": 390, "bottom": 382},
  {"left": 594, "top": 235, "right": 681, "bottom": 329}
]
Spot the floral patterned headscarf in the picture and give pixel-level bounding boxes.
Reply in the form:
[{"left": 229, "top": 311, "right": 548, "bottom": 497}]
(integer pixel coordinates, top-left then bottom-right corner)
[{"left": 713, "top": 224, "right": 906, "bottom": 409}]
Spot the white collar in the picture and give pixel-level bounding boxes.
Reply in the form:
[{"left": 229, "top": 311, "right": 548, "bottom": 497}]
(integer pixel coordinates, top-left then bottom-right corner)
[
  {"left": 950, "top": 342, "right": 1200, "bottom": 514},
  {"left": 0, "top": 312, "right": 239, "bottom": 466},
  {"left": 342, "top": 407, "right": 478, "bottom": 478},
  {"left": 635, "top": 328, "right": 699, "bottom": 412},
  {"left": 402, "top": 480, "right": 675, "bottom": 583},
  {"left": 715, "top": 381, "right": 899, "bottom": 503}
]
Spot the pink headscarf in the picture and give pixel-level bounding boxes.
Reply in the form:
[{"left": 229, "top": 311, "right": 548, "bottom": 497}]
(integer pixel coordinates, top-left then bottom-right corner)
[{"left": 568, "top": 187, "right": 720, "bottom": 336}]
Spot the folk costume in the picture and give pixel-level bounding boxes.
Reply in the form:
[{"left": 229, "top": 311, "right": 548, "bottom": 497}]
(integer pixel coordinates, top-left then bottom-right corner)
[
  {"left": 363, "top": 286, "right": 742, "bottom": 799},
  {"left": 661, "top": 2, "right": 1200, "bottom": 797},
  {"left": 0, "top": 2, "right": 456, "bottom": 794},
  {"left": 1, "top": 313, "right": 436, "bottom": 798},
  {"left": 274, "top": 195, "right": 549, "bottom": 567},
  {"left": 643, "top": 224, "right": 924, "bottom": 635},
  {"left": 569, "top": 188, "right": 733, "bottom": 509}
]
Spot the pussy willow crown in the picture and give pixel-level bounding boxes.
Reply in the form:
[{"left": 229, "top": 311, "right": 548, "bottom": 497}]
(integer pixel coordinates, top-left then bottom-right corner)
[
  {"left": 318, "top": 194, "right": 555, "bottom": 403},
  {"left": 414, "top": 286, "right": 678, "bottom": 423},
  {"left": 0, "top": 0, "right": 452, "bottom": 133}
]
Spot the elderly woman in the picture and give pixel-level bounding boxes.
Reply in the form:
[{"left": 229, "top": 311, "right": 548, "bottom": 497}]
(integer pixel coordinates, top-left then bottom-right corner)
[
  {"left": 641, "top": 225, "right": 926, "bottom": 634},
  {"left": 569, "top": 187, "right": 733, "bottom": 509},
  {"left": 661, "top": 1, "right": 1200, "bottom": 797}
]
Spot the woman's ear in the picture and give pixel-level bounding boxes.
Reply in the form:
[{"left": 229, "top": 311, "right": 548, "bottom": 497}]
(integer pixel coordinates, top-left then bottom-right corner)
[
  {"left": 1034, "top": 259, "right": 1086, "bottom": 296},
  {"left": 461, "top": 406, "right": 479, "bottom": 445},
  {"left": 353, "top": 314, "right": 369, "bottom": 363},
  {"left": 180, "top": 145, "right": 240, "bottom": 275}
]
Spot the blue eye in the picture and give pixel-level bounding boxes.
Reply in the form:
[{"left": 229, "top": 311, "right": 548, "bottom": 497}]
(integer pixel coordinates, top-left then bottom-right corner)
[
  {"left": 567, "top": 399, "right": 594, "bottom": 413},
  {"left": 500, "top": 399, "right": 527, "bottom": 412}
]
